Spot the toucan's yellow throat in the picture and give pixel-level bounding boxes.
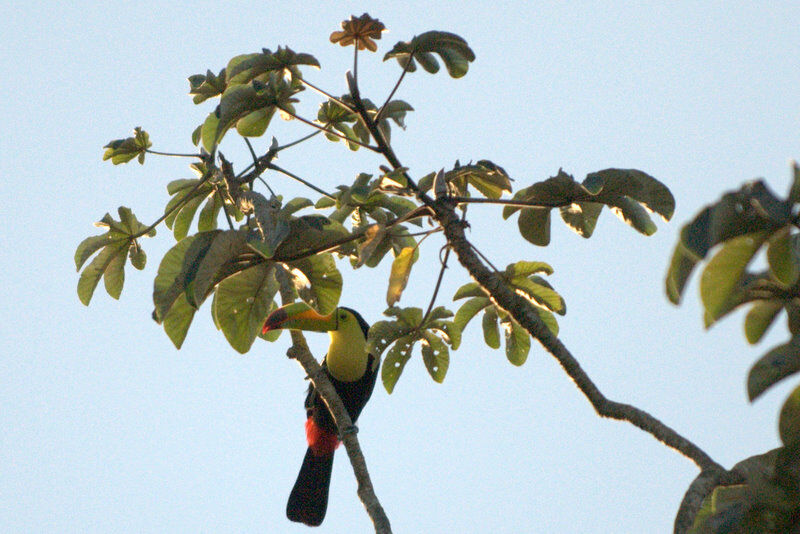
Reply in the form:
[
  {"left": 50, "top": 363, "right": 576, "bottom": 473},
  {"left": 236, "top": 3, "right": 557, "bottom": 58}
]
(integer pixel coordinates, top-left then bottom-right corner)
[{"left": 263, "top": 303, "right": 370, "bottom": 383}]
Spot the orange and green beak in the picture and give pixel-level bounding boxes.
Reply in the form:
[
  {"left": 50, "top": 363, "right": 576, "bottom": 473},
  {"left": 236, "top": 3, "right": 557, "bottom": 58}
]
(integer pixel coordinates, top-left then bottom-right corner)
[{"left": 262, "top": 302, "right": 338, "bottom": 334}]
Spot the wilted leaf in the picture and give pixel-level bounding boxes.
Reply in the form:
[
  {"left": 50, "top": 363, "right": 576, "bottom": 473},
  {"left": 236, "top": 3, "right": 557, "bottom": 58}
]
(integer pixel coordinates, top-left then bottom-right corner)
[
  {"left": 330, "top": 13, "right": 386, "bottom": 52},
  {"left": 386, "top": 246, "right": 418, "bottom": 307}
]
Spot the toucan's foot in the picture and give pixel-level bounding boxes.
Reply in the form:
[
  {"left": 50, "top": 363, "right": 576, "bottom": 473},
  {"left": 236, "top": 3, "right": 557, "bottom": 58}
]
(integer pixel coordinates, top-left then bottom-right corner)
[{"left": 340, "top": 424, "right": 359, "bottom": 438}]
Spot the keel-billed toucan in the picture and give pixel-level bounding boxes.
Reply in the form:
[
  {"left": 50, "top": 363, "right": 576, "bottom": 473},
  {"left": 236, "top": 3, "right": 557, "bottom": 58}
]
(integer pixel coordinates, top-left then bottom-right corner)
[{"left": 262, "top": 303, "right": 379, "bottom": 527}]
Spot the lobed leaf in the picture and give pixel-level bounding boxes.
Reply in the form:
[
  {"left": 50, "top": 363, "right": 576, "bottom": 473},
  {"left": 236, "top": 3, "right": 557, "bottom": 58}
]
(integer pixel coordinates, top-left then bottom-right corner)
[{"left": 384, "top": 31, "right": 476, "bottom": 78}]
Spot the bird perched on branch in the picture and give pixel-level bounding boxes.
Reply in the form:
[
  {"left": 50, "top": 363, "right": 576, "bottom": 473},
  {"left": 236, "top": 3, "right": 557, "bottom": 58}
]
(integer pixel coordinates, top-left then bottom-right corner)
[{"left": 263, "top": 302, "right": 379, "bottom": 527}]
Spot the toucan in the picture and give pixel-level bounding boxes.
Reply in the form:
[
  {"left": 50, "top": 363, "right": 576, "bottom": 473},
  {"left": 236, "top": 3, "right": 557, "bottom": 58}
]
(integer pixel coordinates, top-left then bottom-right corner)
[{"left": 262, "top": 302, "right": 379, "bottom": 527}]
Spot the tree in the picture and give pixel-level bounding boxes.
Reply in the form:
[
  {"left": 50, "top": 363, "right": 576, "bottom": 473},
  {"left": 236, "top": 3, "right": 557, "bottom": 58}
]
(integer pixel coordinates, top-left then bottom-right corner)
[{"left": 75, "top": 13, "right": 798, "bottom": 533}]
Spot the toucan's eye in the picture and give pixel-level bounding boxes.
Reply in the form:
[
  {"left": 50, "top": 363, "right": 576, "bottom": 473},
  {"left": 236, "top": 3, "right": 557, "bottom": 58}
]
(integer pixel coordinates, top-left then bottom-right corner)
[{"left": 339, "top": 312, "right": 347, "bottom": 321}]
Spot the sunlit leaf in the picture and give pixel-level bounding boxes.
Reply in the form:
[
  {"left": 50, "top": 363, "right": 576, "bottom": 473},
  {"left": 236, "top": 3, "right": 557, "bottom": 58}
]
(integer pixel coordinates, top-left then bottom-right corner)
[
  {"left": 212, "top": 263, "right": 278, "bottom": 353},
  {"left": 482, "top": 307, "right": 501, "bottom": 349},
  {"left": 162, "top": 293, "right": 196, "bottom": 349},
  {"left": 505, "top": 320, "right": 531, "bottom": 366},
  {"left": 700, "top": 232, "right": 769, "bottom": 322},
  {"left": 767, "top": 228, "right": 799, "bottom": 286},
  {"left": 386, "top": 246, "right": 418, "bottom": 307},
  {"left": 288, "top": 253, "right": 342, "bottom": 314},
  {"left": 188, "top": 68, "right": 227, "bottom": 104}
]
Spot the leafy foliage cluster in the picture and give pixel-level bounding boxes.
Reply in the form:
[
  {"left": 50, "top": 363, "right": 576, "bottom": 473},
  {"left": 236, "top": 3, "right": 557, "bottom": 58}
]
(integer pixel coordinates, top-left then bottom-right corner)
[
  {"left": 667, "top": 168, "right": 800, "bottom": 533},
  {"left": 79, "top": 14, "right": 672, "bottom": 391},
  {"left": 75, "top": 13, "right": 794, "bottom": 532}
]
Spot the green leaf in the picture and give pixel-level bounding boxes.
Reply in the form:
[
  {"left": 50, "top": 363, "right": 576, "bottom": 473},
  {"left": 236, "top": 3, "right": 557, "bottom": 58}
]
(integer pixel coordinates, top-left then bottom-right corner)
[
  {"left": 745, "top": 300, "right": 784, "bottom": 344},
  {"left": 381, "top": 334, "right": 415, "bottom": 394},
  {"left": 536, "top": 308, "right": 559, "bottom": 336},
  {"left": 747, "top": 338, "right": 800, "bottom": 401},
  {"left": 188, "top": 68, "right": 227, "bottom": 104},
  {"left": 162, "top": 293, "right": 197, "bottom": 349},
  {"left": 386, "top": 246, "right": 418, "bottom": 307},
  {"left": 75, "top": 234, "right": 117, "bottom": 271},
  {"left": 384, "top": 31, "right": 476, "bottom": 78},
  {"left": 452, "top": 282, "right": 486, "bottom": 300},
  {"left": 606, "top": 196, "right": 657, "bottom": 236},
  {"left": 421, "top": 331, "right": 449, "bottom": 382},
  {"left": 273, "top": 215, "right": 349, "bottom": 260},
  {"left": 666, "top": 239, "right": 702, "bottom": 305},
  {"left": 367, "top": 320, "right": 414, "bottom": 356},
  {"left": 445, "top": 160, "right": 512, "bottom": 199},
  {"left": 767, "top": 228, "right": 799, "bottom": 286},
  {"left": 453, "top": 296, "right": 491, "bottom": 330},
  {"left": 559, "top": 202, "right": 603, "bottom": 238},
  {"left": 191, "top": 229, "right": 250, "bottom": 306},
  {"left": 153, "top": 231, "right": 220, "bottom": 322},
  {"left": 288, "top": 254, "right": 342, "bottom": 314},
  {"left": 511, "top": 276, "right": 566, "bottom": 315},
  {"left": 700, "top": 232, "right": 769, "bottom": 322},
  {"left": 226, "top": 47, "right": 319, "bottom": 85},
  {"left": 517, "top": 208, "right": 551, "bottom": 246},
  {"left": 197, "top": 194, "right": 221, "bottom": 232},
  {"left": 76, "top": 207, "right": 153, "bottom": 305},
  {"left": 505, "top": 320, "right": 531, "bottom": 366},
  {"left": 77, "top": 242, "right": 128, "bottom": 305},
  {"left": 779, "top": 384, "right": 800, "bottom": 447},
  {"left": 583, "top": 168, "right": 675, "bottom": 221},
  {"left": 212, "top": 263, "right": 278, "bottom": 353},
  {"left": 482, "top": 307, "right": 501, "bottom": 349},
  {"left": 789, "top": 161, "right": 800, "bottom": 204},
  {"left": 102, "top": 127, "right": 152, "bottom": 165}
]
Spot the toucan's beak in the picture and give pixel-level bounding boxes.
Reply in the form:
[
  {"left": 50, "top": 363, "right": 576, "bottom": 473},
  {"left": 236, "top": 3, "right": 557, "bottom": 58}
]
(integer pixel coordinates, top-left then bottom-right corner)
[{"left": 262, "top": 302, "right": 337, "bottom": 334}]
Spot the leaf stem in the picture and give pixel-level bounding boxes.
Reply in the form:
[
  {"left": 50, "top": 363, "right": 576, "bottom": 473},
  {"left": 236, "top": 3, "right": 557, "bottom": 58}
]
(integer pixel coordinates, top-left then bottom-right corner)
[
  {"left": 299, "top": 78, "right": 356, "bottom": 113},
  {"left": 376, "top": 54, "right": 412, "bottom": 122},
  {"left": 277, "top": 105, "right": 380, "bottom": 152},
  {"left": 267, "top": 163, "right": 335, "bottom": 199},
  {"left": 145, "top": 149, "right": 203, "bottom": 158},
  {"left": 131, "top": 174, "right": 211, "bottom": 239},
  {"left": 420, "top": 245, "right": 451, "bottom": 325}
]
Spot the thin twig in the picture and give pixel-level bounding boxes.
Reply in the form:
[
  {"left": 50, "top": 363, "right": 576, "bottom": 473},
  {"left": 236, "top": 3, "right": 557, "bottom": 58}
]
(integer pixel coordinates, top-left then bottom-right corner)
[
  {"left": 450, "top": 196, "right": 574, "bottom": 209},
  {"left": 277, "top": 105, "right": 380, "bottom": 152},
  {"left": 376, "top": 55, "right": 413, "bottom": 123},
  {"left": 267, "top": 163, "right": 335, "bottom": 199},
  {"left": 145, "top": 149, "right": 202, "bottom": 158},
  {"left": 299, "top": 78, "right": 356, "bottom": 113},
  {"left": 420, "top": 246, "right": 451, "bottom": 325}
]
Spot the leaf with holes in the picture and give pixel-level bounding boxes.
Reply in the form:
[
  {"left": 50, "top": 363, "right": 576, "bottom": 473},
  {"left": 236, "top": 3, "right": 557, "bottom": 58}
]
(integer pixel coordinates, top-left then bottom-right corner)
[
  {"left": 421, "top": 331, "right": 449, "bottom": 383},
  {"left": 381, "top": 334, "right": 415, "bottom": 394}
]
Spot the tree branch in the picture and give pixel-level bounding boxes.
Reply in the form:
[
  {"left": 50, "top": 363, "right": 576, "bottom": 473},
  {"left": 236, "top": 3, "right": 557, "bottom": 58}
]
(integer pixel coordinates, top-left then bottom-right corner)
[
  {"left": 348, "top": 81, "right": 722, "bottom": 473},
  {"left": 276, "top": 268, "right": 392, "bottom": 534},
  {"left": 433, "top": 200, "right": 722, "bottom": 471}
]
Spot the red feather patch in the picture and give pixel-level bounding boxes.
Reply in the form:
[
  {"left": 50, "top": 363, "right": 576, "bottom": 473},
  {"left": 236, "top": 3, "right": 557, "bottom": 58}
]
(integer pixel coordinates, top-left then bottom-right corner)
[{"left": 305, "top": 417, "right": 340, "bottom": 456}]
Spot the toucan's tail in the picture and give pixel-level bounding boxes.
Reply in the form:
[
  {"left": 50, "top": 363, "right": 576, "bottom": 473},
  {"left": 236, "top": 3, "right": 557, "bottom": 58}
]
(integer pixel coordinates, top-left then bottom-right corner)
[{"left": 286, "top": 447, "right": 334, "bottom": 526}]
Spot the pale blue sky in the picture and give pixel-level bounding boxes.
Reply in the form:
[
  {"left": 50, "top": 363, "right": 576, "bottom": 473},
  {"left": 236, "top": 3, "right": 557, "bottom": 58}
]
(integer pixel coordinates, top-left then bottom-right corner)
[{"left": 3, "top": 2, "right": 800, "bottom": 532}]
